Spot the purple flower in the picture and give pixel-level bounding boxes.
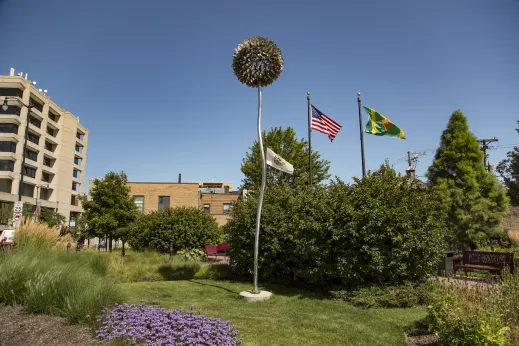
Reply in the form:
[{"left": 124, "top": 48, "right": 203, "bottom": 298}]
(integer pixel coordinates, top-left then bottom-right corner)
[{"left": 93, "top": 303, "right": 241, "bottom": 345}]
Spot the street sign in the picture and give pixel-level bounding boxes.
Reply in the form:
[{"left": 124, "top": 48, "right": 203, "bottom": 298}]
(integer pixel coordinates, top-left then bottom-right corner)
[
  {"left": 13, "top": 201, "right": 23, "bottom": 227},
  {"left": 36, "top": 202, "right": 42, "bottom": 216},
  {"left": 69, "top": 220, "right": 76, "bottom": 227}
]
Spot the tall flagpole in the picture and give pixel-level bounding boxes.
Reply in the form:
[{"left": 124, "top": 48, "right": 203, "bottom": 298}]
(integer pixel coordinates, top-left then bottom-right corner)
[
  {"left": 357, "top": 92, "right": 366, "bottom": 177},
  {"left": 253, "top": 85, "right": 266, "bottom": 294},
  {"left": 307, "top": 92, "right": 312, "bottom": 186}
]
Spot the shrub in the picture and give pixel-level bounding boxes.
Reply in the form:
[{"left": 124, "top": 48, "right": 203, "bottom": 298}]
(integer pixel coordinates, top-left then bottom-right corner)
[
  {"left": 128, "top": 207, "right": 222, "bottom": 253},
  {"left": 14, "top": 219, "right": 59, "bottom": 250},
  {"left": 226, "top": 164, "right": 448, "bottom": 288},
  {"left": 177, "top": 248, "right": 206, "bottom": 261},
  {"left": 330, "top": 282, "right": 426, "bottom": 308},
  {"left": 94, "top": 303, "right": 241, "bottom": 345},
  {"left": 425, "top": 270, "right": 519, "bottom": 345},
  {"left": 0, "top": 249, "right": 123, "bottom": 323}
]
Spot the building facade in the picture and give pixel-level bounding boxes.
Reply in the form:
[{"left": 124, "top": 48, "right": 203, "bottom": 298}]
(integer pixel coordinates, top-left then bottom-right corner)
[
  {"left": 126, "top": 181, "right": 242, "bottom": 226},
  {"left": 0, "top": 70, "right": 88, "bottom": 224}
]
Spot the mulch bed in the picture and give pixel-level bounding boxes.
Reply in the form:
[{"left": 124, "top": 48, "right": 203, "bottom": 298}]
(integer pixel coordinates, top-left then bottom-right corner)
[{"left": 0, "top": 305, "right": 94, "bottom": 346}]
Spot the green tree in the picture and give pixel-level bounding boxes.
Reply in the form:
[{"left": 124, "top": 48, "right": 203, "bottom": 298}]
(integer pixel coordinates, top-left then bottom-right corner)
[
  {"left": 496, "top": 121, "right": 519, "bottom": 206},
  {"left": 427, "top": 110, "right": 509, "bottom": 249},
  {"left": 80, "top": 171, "right": 138, "bottom": 255},
  {"left": 39, "top": 208, "right": 66, "bottom": 229},
  {"left": 128, "top": 207, "right": 221, "bottom": 253},
  {"left": 240, "top": 126, "right": 330, "bottom": 189}
]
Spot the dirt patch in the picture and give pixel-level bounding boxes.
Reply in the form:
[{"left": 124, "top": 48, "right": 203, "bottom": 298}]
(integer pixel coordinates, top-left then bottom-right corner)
[
  {"left": 406, "top": 329, "right": 440, "bottom": 346},
  {"left": 0, "top": 305, "right": 95, "bottom": 346}
]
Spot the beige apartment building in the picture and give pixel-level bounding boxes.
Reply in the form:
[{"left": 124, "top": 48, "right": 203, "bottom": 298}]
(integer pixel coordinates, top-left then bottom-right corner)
[{"left": 0, "top": 69, "right": 88, "bottom": 224}]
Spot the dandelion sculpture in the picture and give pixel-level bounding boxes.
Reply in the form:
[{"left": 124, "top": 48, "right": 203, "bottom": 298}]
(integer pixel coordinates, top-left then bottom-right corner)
[{"left": 233, "top": 37, "right": 283, "bottom": 299}]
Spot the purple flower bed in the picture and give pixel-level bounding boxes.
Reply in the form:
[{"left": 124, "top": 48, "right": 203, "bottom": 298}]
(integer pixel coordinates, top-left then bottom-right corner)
[{"left": 94, "top": 303, "right": 241, "bottom": 345}]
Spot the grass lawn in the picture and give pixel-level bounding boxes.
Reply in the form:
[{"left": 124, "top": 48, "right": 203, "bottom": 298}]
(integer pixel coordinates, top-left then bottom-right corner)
[{"left": 121, "top": 280, "right": 426, "bottom": 346}]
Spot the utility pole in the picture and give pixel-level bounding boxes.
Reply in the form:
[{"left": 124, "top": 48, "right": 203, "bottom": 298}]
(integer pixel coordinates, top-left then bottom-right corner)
[
  {"left": 407, "top": 151, "right": 426, "bottom": 168},
  {"left": 477, "top": 137, "right": 498, "bottom": 170}
]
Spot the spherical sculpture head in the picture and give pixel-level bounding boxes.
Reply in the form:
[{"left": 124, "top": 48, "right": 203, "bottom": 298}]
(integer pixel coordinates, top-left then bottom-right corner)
[{"left": 232, "top": 36, "right": 284, "bottom": 88}]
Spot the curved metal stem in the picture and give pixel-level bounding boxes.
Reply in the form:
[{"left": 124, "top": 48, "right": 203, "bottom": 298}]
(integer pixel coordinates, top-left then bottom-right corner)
[{"left": 253, "top": 86, "right": 266, "bottom": 294}]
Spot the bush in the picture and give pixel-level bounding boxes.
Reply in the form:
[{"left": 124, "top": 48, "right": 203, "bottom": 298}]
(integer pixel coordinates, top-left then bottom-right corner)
[
  {"left": 330, "top": 282, "right": 426, "bottom": 308},
  {"left": 93, "top": 303, "right": 241, "bottom": 345},
  {"left": 226, "top": 164, "right": 448, "bottom": 288},
  {"left": 425, "top": 270, "right": 519, "bottom": 345},
  {"left": 14, "top": 219, "right": 60, "bottom": 250},
  {"left": 0, "top": 249, "right": 124, "bottom": 323},
  {"left": 128, "top": 207, "right": 222, "bottom": 253}
]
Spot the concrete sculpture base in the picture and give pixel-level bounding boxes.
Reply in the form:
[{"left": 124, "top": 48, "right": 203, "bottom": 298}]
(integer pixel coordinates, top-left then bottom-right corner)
[{"left": 239, "top": 290, "right": 272, "bottom": 302}]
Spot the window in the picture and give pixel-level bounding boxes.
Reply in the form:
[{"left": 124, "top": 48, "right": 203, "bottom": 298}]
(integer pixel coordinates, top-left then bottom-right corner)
[
  {"left": 74, "top": 157, "right": 82, "bottom": 165},
  {"left": 26, "top": 149, "right": 38, "bottom": 161},
  {"left": 73, "top": 169, "right": 80, "bottom": 179},
  {"left": 0, "top": 160, "right": 14, "bottom": 171},
  {"left": 28, "top": 133, "right": 39, "bottom": 145},
  {"left": 0, "top": 105, "right": 21, "bottom": 115},
  {"left": 0, "top": 124, "right": 18, "bottom": 134},
  {"left": 43, "top": 157, "right": 53, "bottom": 167},
  {"left": 46, "top": 127, "right": 57, "bottom": 137},
  {"left": 71, "top": 195, "right": 79, "bottom": 206},
  {"left": 75, "top": 144, "right": 83, "bottom": 154},
  {"left": 134, "top": 196, "right": 144, "bottom": 212},
  {"left": 45, "top": 141, "right": 54, "bottom": 152},
  {"left": 224, "top": 186, "right": 230, "bottom": 193},
  {"left": 158, "top": 196, "right": 170, "bottom": 210},
  {"left": 0, "top": 179, "right": 12, "bottom": 193},
  {"left": 76, "top": 131, "right": 84, "bottom": 140},
  {"left": 24, "top": 166, "right": 36, "bottom": 178},
  {"left": 30, "top": 117, "right": 41, "bottom": 128},
  {"left": 0, "top": 141, "right": 16, "bottom": 153},
  {"left": 0, "top": 88, "right": 24, "bottom": 98},
  {"left": 29, "top": 98, "right": 43, "bottom": 112},
  {"left": 42, "top": 172, "right": 51, "bottom": 183},
  {"left": 72, "top": 182, "right": 80, "bottom": 191},
  {"left": 223, "top": 203, "right": 233, "bottom": 215},
  {"left": 203, "top": 204, "right": 210, "bottom": 214},
  {"left": 22, "top": 183, "right": 34, "bottom": 198},
  {"left": 48, "top": 111, "right": 59, "bottom": 122}
]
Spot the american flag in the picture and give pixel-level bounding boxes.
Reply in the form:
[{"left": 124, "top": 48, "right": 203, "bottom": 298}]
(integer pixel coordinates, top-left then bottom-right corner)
[{"left": 311, "top": 105, "right": 342, "bottom": 142}]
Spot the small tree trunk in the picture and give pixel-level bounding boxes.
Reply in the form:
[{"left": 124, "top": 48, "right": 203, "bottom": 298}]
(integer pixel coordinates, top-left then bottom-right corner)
[
  {"left": 109, "top": 236, "right": 113, "bottom": 252},
  {"left": 121, "top": 240, "right": 125, "bottom": 256}
]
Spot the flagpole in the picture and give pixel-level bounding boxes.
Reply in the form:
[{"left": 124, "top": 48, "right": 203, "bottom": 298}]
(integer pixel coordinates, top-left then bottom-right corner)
[
  {"left": 307, "top": 92, "right": 312, "bottom": 186},
  {"left": 357, "top": 92, "right": 366, "bottom": 177}
]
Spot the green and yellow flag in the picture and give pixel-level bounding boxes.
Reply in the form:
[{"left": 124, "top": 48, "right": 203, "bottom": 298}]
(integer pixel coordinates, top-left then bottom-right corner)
[{"left": 363, "top": 106, "right": 406, "bottom": 139}]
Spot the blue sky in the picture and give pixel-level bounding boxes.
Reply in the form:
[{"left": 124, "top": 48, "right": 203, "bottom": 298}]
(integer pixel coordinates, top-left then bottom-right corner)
[{"left": 1, "top": 0, "right": 518, "bottom": 190}]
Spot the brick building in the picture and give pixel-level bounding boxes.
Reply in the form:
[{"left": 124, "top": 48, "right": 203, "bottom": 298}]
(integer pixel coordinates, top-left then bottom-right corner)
[{"left": 125, "top": 180, "right": 243, "bottom": 226}]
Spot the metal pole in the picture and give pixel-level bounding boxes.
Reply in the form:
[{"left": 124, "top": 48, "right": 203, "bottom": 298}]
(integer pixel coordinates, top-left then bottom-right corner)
[
  {"left": 253, "top": 86, "right": 266, "bottom": 294},
  {"left": 35, "top": 185, "right": 39, "bottom": 221},
  {"left": 18, "top": 103, "right": 32, "bottom": 201},
  {"left": 307, "top": 92, "right": 312, "bottom": 186},
  {"left": 357, "top": 92, "right": 366, "bottom": 177}
]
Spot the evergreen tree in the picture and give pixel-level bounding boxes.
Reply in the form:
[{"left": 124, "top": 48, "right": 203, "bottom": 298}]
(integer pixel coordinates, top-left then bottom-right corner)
[
  {"left": 80, "top": 171, "right": 138, "bottom": 254},
  {"left": 427, "top": 110, "right": 509, "bottom": 248},
  {"left": 496, "top": 121, "right": 519, "bottom": 206},
  {"left": 241, "top": 126, "right": 330, "bottom": 189}
]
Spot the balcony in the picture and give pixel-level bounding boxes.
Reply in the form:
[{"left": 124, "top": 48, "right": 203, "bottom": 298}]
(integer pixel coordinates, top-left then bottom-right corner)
[
  {"left": 42, "top": 164, "right": 57, "bottom": 175},
  {"left": 26, "top": 140, "right": 40, "bottom": 152},
  {"left": 0, "top": 114, "right": 21, "bottom": 125},
  {"left": 29, "top": 122, "right": 42, "bottom": 134},
  {"left": 200, "top": 187, "right": 227, "bottom": 194},
  {"left": 45, "top": 133, "right": 58, "bottom": 145},
  {"left": 47, "top": 116, "right": 59, "bottom": 128}
]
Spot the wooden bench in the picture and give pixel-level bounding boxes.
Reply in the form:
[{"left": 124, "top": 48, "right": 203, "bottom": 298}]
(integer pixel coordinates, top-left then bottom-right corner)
[{"left": 454, "top": 251, "right": 514, "bottom": 277}]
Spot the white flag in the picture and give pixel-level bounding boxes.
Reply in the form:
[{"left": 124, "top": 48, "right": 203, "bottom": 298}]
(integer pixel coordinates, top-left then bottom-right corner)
[{"left": 266, "top": 148, "right": 294, "bottom": 175}]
